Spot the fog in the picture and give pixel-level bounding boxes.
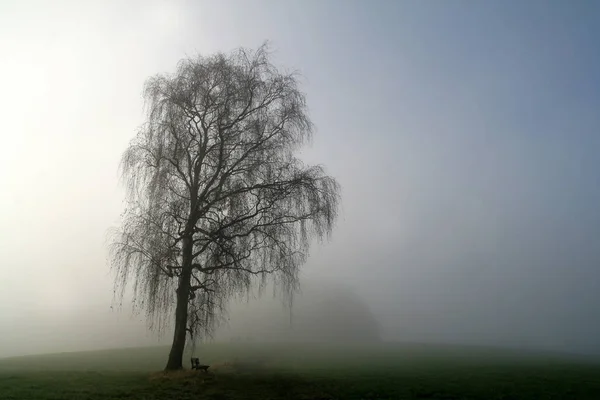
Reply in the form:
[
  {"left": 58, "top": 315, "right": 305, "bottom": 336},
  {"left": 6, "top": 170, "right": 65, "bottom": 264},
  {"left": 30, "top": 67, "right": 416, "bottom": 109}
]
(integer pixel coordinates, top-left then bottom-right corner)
[{"left": 2, "top": 1, "right": 600, "bottom": 358}]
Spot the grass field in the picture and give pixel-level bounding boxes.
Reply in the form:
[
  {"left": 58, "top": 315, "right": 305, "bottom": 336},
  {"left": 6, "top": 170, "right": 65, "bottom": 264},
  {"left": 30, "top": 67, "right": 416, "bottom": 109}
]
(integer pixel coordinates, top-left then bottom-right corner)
[{"left": 1, "top": 342, "right": 600, "bottom": 399}]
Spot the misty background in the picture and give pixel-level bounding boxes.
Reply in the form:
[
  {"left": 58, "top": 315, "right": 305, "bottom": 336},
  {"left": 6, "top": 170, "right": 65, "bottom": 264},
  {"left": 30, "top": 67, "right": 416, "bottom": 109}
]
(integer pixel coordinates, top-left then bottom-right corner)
[{"left": 2, "top": 0, "right": 600, "bottom": 358}]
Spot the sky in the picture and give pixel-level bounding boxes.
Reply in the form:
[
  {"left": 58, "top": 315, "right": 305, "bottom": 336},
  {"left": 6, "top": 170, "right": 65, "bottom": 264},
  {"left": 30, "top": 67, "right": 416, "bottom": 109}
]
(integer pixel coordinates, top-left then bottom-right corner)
[{"left": 1, "top": 0, "right": 600, "bottom": 357}]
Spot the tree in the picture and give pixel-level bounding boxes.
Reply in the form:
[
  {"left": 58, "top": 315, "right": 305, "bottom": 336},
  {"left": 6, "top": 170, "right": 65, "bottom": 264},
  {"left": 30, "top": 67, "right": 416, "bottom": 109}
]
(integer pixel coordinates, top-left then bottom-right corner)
[
  {"left": 108, "top": 44, "right": 340, "bottom": 371},
  {"left": 219, "top": 281, "right": 381, "bottom": 343}
]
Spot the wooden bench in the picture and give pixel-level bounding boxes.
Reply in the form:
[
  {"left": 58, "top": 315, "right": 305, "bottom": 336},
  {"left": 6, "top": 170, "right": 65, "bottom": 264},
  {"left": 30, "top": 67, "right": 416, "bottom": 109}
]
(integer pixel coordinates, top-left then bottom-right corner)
[{"left": 190, "top": 357, "right": 210, "bottom": 372}]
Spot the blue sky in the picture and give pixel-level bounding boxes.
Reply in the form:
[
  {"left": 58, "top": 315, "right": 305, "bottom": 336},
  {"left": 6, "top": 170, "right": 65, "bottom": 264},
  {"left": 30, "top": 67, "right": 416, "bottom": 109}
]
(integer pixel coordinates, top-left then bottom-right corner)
[{"left": 1, "top": 0, "right": 600, "bottom": 355}]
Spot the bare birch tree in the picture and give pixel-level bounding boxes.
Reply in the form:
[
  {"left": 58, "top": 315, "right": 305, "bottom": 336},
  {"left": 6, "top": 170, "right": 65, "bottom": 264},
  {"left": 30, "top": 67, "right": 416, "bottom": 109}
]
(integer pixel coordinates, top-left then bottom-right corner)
[{"left": 108, "top": 44, "right": 340, "bottom": 371}]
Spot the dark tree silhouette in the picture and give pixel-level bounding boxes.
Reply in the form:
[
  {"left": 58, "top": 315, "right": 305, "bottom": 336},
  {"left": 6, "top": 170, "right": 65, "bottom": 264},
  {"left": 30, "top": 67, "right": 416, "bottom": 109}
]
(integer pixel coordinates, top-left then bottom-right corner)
[{"left": 108, "top": 44, "right": 340, "bottom": 371}]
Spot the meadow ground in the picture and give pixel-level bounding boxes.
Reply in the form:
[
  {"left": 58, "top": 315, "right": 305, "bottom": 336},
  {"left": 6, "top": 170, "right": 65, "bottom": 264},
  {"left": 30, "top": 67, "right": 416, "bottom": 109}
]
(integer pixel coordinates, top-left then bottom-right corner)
[{"left": 1, "top": 342, "right": 600, "bottom": 399}]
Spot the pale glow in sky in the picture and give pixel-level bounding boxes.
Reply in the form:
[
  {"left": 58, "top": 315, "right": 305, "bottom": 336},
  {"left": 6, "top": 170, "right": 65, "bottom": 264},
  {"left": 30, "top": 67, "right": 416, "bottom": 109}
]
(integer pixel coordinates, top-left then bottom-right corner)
[{"left": 1, "top": 0, "right": 600, "bottom": 357}]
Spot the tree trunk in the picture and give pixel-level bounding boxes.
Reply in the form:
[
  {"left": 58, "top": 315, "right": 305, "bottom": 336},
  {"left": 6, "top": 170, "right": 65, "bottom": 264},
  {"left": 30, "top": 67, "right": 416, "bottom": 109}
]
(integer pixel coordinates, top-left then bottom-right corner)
[{"left": 165, "top": 237, "right": 193, "bottom": 371}]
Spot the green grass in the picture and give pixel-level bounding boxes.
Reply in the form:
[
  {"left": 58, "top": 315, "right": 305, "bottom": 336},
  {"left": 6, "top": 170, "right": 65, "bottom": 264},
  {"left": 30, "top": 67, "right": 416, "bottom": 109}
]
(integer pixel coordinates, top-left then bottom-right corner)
[{"left": 1, "top": 342, "right": 600, "bottom": 399}]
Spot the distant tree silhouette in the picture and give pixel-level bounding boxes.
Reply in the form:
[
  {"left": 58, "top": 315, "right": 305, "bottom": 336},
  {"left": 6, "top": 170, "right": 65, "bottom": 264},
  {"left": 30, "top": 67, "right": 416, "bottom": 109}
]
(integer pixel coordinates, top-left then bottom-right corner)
[
  {"left": 108, "top": 44, "right": 340, "bottom": 371},
  {"left": 220, "top": 282, "right": 381, "bottom": 342},
  {"left": 297, "top": 285, "right": 381, "bottom": 342}
]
